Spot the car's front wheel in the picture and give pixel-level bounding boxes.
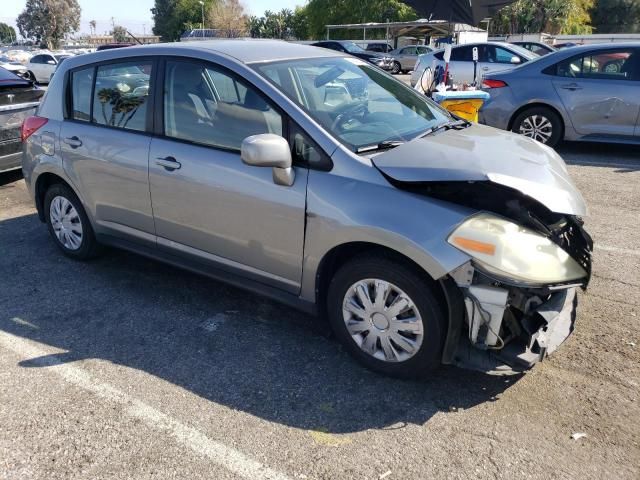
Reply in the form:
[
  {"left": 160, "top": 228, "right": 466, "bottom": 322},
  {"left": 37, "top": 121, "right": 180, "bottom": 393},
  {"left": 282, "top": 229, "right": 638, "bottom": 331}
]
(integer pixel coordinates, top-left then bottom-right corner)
[
  {"left": 327, "top": 254, "right": 446, "bottom": 378},
  {"left": 44, "top": 183, "right": 101, "bottom": 260},
  {"left": 391, "top": 61, "right": 401, "bottom": 74},
  {"left": 511, "top": 106, "right": 563, "bottom": 147}
]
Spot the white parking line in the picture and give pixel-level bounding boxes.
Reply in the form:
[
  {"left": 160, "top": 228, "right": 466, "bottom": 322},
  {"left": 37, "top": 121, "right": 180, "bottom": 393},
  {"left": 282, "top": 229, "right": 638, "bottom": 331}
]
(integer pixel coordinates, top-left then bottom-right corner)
[
  {"left": 0, "top": 330, "right": 292, "bottom": 480},
  {"left": 596, "top": 245, "right": 640, "bottom": 256}
]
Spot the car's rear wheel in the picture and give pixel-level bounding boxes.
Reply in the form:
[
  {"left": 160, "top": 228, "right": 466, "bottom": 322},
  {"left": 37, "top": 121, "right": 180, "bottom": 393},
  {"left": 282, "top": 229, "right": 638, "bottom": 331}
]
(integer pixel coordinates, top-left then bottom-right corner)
[
  {"left": 327, "top": 254, "right": 446, "bottom": 378},
  {"left": 391, "top": 61, "right": 401, "bottom": 74},
  {"left": 44, "top": 183, "right": 101, "bottom": 260},
  {"left": 511, "top": 106, "right": 563, "bottom": 147}
]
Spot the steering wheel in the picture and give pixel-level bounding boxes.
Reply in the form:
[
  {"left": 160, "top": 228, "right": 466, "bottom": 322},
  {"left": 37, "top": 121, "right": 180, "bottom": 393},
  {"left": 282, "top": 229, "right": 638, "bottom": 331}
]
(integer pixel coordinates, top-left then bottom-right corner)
[{"left": 330, "top": 101, "right": 368, "bottom": 131}]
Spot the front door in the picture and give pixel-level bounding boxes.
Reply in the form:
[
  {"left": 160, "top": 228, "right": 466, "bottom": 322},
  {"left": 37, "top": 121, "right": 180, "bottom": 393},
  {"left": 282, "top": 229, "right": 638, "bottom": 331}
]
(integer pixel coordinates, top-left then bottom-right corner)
[
  {"left": 149, "top": 59, "right": 308, "bottom": 293},
  {"left": 551, "top": 47, "right": 640, "bottom": 137},
  {"left": 60, "top": 59, "right": 156, "bottom": 245}
]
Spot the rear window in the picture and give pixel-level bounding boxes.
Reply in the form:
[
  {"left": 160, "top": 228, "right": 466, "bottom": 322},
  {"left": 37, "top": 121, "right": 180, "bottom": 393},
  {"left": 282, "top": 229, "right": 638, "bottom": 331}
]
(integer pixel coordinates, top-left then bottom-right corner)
[{"left": 71, "top": 67, "right": 94, "bottom": 121}]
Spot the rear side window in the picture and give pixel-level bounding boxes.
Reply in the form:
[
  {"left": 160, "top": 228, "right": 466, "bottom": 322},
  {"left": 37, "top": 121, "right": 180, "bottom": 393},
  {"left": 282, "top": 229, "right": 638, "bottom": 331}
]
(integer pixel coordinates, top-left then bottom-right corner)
[
  {"left": 552, "top": 49, "right": 640, "bottom": 80},
  {"left": 451, "top": 46, "right": 473, "bottom": 61},
  {"left": 91, "top": 61, "right": 152, "bottom": 131},
  {"left": 163, "top": 60, "right": 282, "bottom": 151},
  {"left": 71, "top": 67, "right": 94, "bottom": 121}
]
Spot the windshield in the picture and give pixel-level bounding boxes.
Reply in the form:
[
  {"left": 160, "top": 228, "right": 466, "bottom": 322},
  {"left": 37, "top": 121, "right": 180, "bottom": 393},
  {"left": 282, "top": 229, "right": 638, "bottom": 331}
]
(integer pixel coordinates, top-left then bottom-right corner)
[
  {"left": 254, "top": 57, "right": 451, "bottom": 152},
  {"left": 342, "top": 42, "right": 366, "bottom": 54},
  {"left": 505, "top": 44, "right": 539, "bottom": 60},
  {"left": 55, "top": 55, "right": 72, "bottom": 62}
]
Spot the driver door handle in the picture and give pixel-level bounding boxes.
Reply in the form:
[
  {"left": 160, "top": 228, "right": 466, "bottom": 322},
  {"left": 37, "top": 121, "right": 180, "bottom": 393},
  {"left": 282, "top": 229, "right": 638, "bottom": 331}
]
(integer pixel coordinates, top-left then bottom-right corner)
[
  {"left": 63, "top": 136, "right": 82, "bottom": 148},
  {"left": 560, "top": 83, "right": 583, "bottom": 91},
  {"left": 155, "top": 156, "right": 181, "bottom": 171}
]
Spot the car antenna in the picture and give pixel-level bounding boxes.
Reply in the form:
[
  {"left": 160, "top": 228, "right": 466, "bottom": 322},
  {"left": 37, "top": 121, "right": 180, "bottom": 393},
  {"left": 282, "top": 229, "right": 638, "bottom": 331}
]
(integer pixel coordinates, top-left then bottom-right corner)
[{"left": 126, "top": 30, "right": 144, "bottom": 45}]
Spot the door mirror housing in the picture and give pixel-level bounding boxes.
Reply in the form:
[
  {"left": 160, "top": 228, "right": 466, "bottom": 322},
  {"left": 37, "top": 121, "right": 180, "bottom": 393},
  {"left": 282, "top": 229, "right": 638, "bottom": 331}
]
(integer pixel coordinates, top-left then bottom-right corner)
[
  {"left": 510, "top": 56, "right": 521, "bottom": 64},
  {"left": 241, "top": 134, "right": 295, "bottom": 186},
  {"left": 47, "top": 59, "right": 56, "bottom": 65}
]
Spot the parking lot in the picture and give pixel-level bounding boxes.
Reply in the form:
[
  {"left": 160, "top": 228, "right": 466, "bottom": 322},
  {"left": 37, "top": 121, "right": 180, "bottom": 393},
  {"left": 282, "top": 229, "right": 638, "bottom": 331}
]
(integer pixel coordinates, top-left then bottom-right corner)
[{"left": 0, "top": 141, "right": 638, "bottom": 480}]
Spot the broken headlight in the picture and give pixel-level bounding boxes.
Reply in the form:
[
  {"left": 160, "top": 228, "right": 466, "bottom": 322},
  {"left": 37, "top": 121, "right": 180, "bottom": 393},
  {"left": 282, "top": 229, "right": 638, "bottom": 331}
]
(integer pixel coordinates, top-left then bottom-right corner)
[{"left": 448, "top": 213, "right": 587, "bottom": 285}]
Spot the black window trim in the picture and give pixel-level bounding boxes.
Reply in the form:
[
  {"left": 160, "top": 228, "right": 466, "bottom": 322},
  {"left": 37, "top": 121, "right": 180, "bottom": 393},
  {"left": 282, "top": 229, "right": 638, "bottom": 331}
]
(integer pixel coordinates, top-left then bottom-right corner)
[{"left": 64, "top": 55, "right": 159, "bottom": 136}]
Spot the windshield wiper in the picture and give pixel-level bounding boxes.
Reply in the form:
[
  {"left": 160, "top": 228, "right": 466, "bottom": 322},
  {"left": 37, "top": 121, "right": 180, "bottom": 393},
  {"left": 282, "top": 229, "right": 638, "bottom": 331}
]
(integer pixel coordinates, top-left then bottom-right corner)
[
  {"left": 356, "top": 140, "right": 404, "bottom": 153},
  {"left": 422, "top": 119, "right": 471, "bottom": 137}
]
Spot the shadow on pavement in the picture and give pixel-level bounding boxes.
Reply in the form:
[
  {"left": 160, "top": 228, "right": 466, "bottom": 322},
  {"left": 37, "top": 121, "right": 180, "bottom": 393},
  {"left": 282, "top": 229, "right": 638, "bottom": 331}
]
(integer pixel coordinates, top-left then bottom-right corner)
[
  {"left": 1, "top": 213, "right": 520, "bottom": 434},
  {"left": 558, "top": 142, "right": 640, "bottom": 172},
  {"left": 0, "top": 170, "right": 23, "bottom": 187}
]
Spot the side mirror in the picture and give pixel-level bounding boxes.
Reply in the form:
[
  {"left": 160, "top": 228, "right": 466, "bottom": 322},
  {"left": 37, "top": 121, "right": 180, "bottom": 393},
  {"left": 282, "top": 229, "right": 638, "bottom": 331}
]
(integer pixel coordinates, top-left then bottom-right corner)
[
  {"left": 510, "top": 56, "right": 521, "bottom": 64},
  {"left": 47, "top": 59, "right": 56, "bottom": 65},
  {"left": 241, "top": 134, "right": 295, "bottom": 186}
]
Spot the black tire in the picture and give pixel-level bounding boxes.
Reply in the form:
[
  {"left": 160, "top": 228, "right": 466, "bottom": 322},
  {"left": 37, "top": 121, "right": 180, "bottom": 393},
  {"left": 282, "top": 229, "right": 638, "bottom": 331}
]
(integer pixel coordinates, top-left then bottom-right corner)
[
  {"left": 27, "top": 71, "right": 36, "bottom": 82},
  {"left": 391, "top": 61, "right": 401, "bottom": 74},
  {"left": 327, "top": 253, "right": 446, "bottom": 378},
  {"left": 511, "top": 106, "right": 563, "bottom": 148},
  {"left": 44, "top": 183, "right": 101, "bottom": 260}
]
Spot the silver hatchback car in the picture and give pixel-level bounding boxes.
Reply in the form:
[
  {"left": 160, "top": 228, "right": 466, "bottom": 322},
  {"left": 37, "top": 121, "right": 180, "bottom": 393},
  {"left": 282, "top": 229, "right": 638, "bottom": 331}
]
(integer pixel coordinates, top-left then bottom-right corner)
[{"left": 22, "top": 41, "right": 592, "bottom": 377}]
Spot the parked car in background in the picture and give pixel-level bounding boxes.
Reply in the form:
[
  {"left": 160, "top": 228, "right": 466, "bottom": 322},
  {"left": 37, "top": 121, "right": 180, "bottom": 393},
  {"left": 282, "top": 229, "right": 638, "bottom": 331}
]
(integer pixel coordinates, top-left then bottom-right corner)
[
  {"left": 22, "top": 41, "right": 592, "bottom": 377},
  {"left": 554, "top": 42, "right": 582, "bottom": 50},
  {"left": 480, "top": 43, "right": 640, "bottom": 147},
  {"left": 0, "top": 56, "right": 32, "bottom": 80},
  {"left": 511, "top": 41, "right": 556, "bottom": 56},
  {"left": 0, "top": 67, "right": 43, "bottom": 172},
  {"left": 96, "top": 43, "right": 135, "bottom": 51},
  {"left": 389, "top": 45, "right": 433, "bottom": 74},
  {"left": 411, "top": 42, "right": 538, "bottom": 86},
  {"left": 364, "top": 42, "right": 393, "bottom": 53},
  {"left": 312, "top": 41, "right": 393, "bottom": 70},
  {"left": 27, "top": 53, "right": 73, "bottom": 83}
]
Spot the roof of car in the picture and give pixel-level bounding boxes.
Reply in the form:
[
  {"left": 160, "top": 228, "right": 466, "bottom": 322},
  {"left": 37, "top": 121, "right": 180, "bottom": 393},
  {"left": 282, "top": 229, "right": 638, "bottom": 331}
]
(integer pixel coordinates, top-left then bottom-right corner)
[{"left": 134, "top": 39, "right": 344, "bottom": 63}]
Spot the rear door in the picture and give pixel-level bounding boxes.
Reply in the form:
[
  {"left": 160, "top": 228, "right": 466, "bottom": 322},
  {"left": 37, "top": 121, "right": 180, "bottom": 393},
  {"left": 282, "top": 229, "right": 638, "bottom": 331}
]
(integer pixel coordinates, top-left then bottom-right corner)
[
  {"left": 399, "top": 46, "right": 418, "bottom": 70},
  {"left": 448, "top": 45, "right": 475, "bottom": 84},
  {"left": 550, "top": 47, "right": 640, "bottom": 137},
  {"left": 148, "top": 58, "right": 308, "bottom": 293},
  {"left": 60, "top": 59, "right": 156, "bottom": 246}
]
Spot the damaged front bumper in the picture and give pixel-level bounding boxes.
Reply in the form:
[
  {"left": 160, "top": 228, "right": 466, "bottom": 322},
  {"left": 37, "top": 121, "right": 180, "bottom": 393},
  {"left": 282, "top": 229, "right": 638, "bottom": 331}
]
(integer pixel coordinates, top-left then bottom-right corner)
[{"left": 444, "top": 264, "right": 581, "bottom": 375}]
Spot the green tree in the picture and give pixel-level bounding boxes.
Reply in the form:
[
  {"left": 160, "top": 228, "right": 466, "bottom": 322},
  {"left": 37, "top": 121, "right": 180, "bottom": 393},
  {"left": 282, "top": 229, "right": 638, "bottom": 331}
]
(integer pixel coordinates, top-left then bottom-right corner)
[
  {"left": 490, "top": 0, "right": 593, "bottom": 35},
  {"left": 152, "top": 0, "right": 215, "bottom": 41},
  {"left": 0, "top": 23, "right": 17, "bottom": 44},
  {"left": 16, "top": 0, "right": 81, "bottom": 49},
  {"left": 111, "top": 25, "right": 129, "bottom": 42},
  {"left": 591, "top": 0, "right": 640, "bottom": 33},
  {"left": 304, "top": 0, "right": 417, "bottom": 40}
]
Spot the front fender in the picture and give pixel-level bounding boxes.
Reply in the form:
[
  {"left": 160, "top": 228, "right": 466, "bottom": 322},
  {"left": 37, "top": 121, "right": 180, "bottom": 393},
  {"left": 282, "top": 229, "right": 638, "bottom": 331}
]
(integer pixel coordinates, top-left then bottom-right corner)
[{"left": 300, "top": 170, "right": 473, "bottom": 302}]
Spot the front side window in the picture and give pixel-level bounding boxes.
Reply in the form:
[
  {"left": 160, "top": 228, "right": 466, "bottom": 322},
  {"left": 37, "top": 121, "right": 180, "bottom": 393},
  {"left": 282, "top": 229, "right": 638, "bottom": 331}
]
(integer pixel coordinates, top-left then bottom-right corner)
[
  {"left": 71, "top": 67, "right": 94, "bottom": 121},
  {"left": 30, "top": 55, "right": 43, "bottom": 64},
  {"left": 91, "top": 61, "right": 152, "bottom": 131},
  {"left": 254, "top": 57, "right": 451, "bottom": 152},
  {"left": 554, "top": 49, "right": 639, "bottom": 80},
  {"left": 164, "top": 60, "right": 282, "bottom": 150},
  {"left": 490, "top": 46, "right": 518, "bottom": 64}
]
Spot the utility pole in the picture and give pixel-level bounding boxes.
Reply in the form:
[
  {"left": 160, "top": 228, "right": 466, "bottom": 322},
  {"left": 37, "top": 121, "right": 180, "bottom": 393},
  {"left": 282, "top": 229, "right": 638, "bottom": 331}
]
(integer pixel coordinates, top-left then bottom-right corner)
[{"left": 199, "top": 1, "right": 205, "bottom": 39}]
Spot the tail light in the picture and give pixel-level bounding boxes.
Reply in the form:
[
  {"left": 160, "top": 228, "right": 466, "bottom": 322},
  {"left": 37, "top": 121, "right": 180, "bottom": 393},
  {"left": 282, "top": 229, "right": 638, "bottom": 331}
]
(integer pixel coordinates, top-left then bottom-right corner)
[
  {"left": 21, "top": 116, "right": 48, "bottom": 142},
  {"left": 482, "top": 79, "right": 508, "bottom": 89}
]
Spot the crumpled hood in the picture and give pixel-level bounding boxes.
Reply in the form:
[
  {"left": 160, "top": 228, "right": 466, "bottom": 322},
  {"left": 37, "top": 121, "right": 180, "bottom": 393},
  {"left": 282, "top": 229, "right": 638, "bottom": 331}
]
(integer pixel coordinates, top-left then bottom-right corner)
[{"left": 371, "top": 123, "right": 587, "bottom": 216}]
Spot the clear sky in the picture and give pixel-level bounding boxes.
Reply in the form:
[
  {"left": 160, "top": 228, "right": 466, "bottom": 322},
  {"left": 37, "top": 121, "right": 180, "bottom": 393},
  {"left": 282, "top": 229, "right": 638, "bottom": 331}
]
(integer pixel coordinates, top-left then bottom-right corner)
[{"left": 2, "top": 0, "right": 304, "bottom": 37}]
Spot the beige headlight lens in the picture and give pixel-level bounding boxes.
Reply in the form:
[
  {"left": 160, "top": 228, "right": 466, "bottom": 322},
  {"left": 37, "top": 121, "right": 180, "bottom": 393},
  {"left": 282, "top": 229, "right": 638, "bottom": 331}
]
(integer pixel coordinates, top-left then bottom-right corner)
[{"left": 448, "top": 213, "right": 586, "bottom": 284}]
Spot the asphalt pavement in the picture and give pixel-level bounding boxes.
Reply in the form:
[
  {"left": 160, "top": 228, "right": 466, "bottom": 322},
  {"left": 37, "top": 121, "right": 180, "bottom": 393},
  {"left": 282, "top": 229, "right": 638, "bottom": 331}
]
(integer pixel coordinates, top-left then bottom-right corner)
[{"left": 0, "top": 142, "right": 639, "bottom": 480}]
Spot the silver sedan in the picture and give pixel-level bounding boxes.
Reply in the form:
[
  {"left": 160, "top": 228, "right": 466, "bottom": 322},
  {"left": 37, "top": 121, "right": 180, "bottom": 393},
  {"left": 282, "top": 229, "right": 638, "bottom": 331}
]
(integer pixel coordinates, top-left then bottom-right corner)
[{"left": 480, "top": 43, "right": 640, "bottom": 147}]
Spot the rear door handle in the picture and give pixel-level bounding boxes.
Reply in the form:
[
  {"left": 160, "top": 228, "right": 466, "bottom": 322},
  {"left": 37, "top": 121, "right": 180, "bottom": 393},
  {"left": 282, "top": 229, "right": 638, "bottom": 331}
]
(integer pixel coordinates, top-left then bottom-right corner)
[
  {"left": 63, "top": 136, "right": 82, "bottom": 148},
  {"left": 155, "top": 156, "right": 181, "bottom": 171},
  {"left": 560, "top": 83, "right": 582, "bottom": 91}
]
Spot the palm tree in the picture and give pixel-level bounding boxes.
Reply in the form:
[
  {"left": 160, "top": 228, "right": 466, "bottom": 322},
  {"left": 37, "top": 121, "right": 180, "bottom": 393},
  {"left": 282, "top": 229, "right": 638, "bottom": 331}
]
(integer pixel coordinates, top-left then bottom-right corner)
[{"left": 89, "top": 20, "right": 97, "bottom": 36}]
